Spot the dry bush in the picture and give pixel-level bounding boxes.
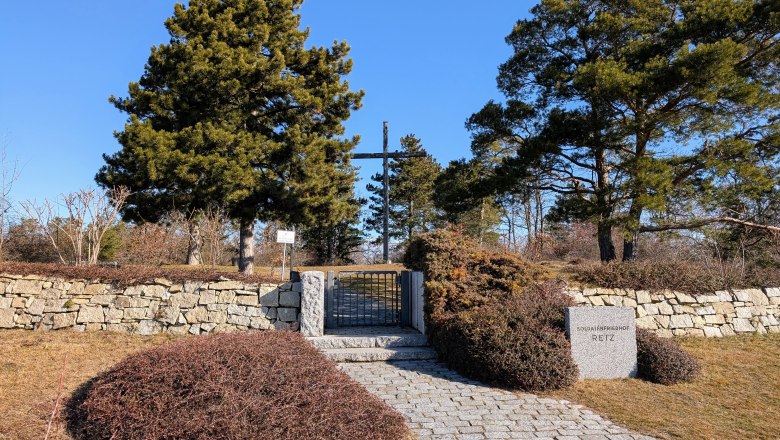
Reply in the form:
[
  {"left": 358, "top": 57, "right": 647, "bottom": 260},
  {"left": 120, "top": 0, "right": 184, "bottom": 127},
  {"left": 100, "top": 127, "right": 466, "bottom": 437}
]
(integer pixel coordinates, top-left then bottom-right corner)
[
  {"left": 543, "top": 222, "right": 601, "bottom": 262},
  {"left": 117, "top": 223, "right": 188, "bottom": 266},
  {"left": 432, "top": 282, "right": 578, "bottom": 392},
  {"left": 574, "top": 260, "right": 780, "bottom": 294},
  {"left": 0, "top": 262, "right": 276, "bottom": 286},
  {"left": 405, "top": 230, "right": 575, "bottom": 391},
  {"left": 636, "top": 329, "right": 701, "bottom": 385},
  {"left": 404, "top": 229, "right": 547, "bottom": 318},
  {"left": 64, "top": 332, "right": 409, "bottom": 440}
]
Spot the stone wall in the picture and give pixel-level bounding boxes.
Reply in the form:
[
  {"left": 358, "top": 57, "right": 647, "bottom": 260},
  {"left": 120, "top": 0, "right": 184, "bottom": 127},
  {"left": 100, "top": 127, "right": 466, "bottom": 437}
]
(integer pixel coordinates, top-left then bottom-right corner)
[
  {"left": 566, "top": 286, "right": 780, "bottom": 337},
  {"left": 0, "top": 274, "right": 303, "bottom": 335}
]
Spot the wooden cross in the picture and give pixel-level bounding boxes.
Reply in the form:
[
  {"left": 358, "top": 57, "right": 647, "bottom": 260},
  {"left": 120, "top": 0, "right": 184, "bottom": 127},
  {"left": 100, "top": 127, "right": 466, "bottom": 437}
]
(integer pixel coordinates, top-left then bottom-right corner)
[{"left": 352, "top": 122, "right": 426, "bottom": 263}]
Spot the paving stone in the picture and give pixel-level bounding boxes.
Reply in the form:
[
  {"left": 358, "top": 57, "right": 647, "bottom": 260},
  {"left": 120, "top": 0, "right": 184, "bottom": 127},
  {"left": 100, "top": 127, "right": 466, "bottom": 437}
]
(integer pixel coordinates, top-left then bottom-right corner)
[{"left": 338, "top": 360, "right": 653, "bottom": 440}]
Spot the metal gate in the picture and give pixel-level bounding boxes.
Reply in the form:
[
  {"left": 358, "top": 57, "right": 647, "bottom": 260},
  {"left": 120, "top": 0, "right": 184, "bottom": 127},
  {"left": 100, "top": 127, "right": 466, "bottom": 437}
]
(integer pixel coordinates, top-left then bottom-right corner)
[{"left": 330, "top": 271, "right": 400, "bottom": 327}]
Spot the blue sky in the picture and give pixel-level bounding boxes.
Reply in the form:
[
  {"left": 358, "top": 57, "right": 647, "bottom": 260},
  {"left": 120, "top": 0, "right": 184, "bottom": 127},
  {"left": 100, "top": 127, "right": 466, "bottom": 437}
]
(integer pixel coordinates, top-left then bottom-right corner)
[{"left": 0, "top": 1, "right": 533, "bottom": 206}]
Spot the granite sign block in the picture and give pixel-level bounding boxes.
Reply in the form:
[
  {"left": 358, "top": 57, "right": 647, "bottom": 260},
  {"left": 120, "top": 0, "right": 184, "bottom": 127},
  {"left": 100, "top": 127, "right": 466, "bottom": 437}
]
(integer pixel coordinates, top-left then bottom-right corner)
[{"left": 565, "top": 307, "right": 637, "bottom": 379}]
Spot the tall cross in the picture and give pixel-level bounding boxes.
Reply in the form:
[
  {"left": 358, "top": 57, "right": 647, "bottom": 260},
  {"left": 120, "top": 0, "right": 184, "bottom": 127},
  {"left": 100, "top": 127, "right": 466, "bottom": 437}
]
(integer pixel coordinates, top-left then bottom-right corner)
[{"left": 352, "top": 121, "right": 426, "bottom": 263}]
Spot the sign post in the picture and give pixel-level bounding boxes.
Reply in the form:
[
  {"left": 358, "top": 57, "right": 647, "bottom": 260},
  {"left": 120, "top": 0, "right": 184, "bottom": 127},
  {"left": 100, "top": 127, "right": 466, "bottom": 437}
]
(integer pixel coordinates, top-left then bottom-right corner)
[{"left": 276, "top": 230, "right": 295, "bottom": 281}]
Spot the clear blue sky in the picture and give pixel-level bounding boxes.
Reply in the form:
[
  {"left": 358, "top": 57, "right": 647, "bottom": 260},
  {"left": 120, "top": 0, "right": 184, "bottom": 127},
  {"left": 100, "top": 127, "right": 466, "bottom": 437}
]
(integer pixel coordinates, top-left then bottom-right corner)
[{"left": 0, "top": 1, "right": 533, "bottom": 205}]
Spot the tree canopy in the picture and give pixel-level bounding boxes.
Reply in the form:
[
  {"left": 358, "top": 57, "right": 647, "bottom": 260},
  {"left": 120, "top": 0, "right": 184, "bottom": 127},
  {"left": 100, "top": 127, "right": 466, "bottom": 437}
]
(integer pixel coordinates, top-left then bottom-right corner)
[
  {"left": 96, "top": 0, "right": 363, "bottom": 273},
  {"left": 468, "top": 0, "right": 780, "bottom": 261}
]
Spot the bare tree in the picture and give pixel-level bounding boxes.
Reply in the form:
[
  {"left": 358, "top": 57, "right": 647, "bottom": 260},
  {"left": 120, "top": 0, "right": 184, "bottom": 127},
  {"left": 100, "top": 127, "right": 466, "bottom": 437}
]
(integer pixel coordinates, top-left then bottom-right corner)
[
  {"left": 200, "top": 206, "right": 231, "bottom": 267},
  {"left": 0, "top": 136, "right": 21, "bottom": 261},
  {"left": 20, "top": 187, "right": 130, "bottom": 265},
  {"left": 166, "top": 210, "right": 204, "bottom": 265}
]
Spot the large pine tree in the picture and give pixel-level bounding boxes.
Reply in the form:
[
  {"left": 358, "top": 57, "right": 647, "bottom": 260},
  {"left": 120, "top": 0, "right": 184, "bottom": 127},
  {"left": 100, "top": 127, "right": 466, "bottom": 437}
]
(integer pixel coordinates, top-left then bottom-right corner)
[
  {"left": 365, "top": 135, "right": 441, "bottom": 249},
  {"left": 468, "top": 0, "right": 780, "bottom": 262},
  {"left": 96, "top": 0, "right": 363, "bottom": 273}
]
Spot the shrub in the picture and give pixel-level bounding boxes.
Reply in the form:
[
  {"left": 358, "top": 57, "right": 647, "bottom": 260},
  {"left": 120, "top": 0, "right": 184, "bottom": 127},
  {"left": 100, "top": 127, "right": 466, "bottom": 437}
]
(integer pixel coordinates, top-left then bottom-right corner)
[
  {"left": 636, "top": 328, "right": 701, "bottom": 385},
  {"left": 404, "top": 229, "right": 547, "bottom": 318},
  {"left": 65, "top": 332, "right": 409, "bottom": 440},
  {"left": 431, "top": 282, "right": 579, "bottom": 392},
  {"left": 0, "top": 262, "right": 277, "bottom": 286},
  {"left": 573, "top": 260, "right": 780, "bottom": 294}
]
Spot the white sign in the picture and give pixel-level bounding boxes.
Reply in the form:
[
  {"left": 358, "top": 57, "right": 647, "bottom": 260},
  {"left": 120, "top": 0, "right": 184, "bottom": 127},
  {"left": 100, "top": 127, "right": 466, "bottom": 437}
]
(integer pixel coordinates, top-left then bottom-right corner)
[{"left": 276, "top": 230, "right": 295, "bottom": 244}]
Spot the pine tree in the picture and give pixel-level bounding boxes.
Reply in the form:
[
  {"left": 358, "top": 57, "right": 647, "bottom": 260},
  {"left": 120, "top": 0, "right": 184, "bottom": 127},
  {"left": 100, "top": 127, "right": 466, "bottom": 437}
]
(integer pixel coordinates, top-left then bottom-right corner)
[
  {"left": 468, "top": 0, "right": 780, "bottom": 261},
  {"left": 96, "top": 0, "right": 363, "bottom": 273},
  {"left": 365, "top": 135, "right": 441, "bottom": 248}
]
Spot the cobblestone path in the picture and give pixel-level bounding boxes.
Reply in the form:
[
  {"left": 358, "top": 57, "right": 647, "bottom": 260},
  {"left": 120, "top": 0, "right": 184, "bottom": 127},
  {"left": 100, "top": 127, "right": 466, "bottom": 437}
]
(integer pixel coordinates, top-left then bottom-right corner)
[{"left": 339, "top": 360, "right": 653, "bottom": 440}]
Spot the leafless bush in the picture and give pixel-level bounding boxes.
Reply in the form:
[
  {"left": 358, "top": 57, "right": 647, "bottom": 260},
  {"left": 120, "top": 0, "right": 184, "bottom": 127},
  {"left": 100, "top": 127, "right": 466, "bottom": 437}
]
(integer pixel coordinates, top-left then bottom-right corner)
[
  {"left": 116, "top": 223, "right": 188, "bottom": 266},
  {"left": 19, "top": 187, "right": 129, "bottom": 265}
]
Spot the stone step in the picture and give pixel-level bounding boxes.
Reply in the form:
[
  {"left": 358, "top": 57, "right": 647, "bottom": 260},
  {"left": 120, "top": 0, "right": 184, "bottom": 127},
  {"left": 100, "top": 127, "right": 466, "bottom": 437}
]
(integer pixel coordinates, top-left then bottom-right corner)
[
  {"left": 308, "top": 333, "right": 429, "bottom": 350},
  {"left": 323, "top": 346, "right": 438, "bottom": 362}
]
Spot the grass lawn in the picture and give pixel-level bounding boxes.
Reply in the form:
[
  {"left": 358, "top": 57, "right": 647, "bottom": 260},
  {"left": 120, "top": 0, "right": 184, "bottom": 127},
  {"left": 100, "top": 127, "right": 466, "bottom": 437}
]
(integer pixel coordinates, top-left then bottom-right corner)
[
  {"left": 0, "top": 330, "right": 180, "bottom": 440},
  {"left": 547, "top": 334, "right": 780, "bottom": 439}
]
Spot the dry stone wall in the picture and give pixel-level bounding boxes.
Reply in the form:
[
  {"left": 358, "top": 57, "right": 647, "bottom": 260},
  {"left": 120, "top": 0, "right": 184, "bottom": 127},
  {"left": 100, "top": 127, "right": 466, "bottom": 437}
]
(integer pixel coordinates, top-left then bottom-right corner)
[
  {"left": 566, "top": 286, "right": 780, "bottom": 337},
  {"left": 0, "top": 274, "right": 302, "bottom": 335}
]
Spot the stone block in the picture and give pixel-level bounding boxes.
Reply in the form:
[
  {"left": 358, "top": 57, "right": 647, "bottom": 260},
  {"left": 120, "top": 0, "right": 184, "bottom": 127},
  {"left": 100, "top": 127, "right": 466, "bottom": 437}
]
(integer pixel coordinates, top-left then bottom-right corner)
[
  {"left": 227, "top": 314, "right": 250, "bottom": 326},
  {"left": 216, "top": 290, "right": 236, "bottom": 303},
  {"left": 636, "top": 306, "right": 648, "bottom": 318},
  {"left": 198, "top": 290, "right": 217, "bottom": 305},
  {"left": 51, "top": 312, "right": 77, "bottom": 329},
  {"left": 669, "top": 315, "right": 694, "bottom": 329},
  {"left": 279, "top": 291, "right": 301, "bottom": 308},
  {"left": 235, "top": 295, "right": 259, "bottom": 306},
  {"left": 105, "top": 307, "right": 123, "bottom": 323},
  {"left": 714, "top": 302, "right": 736, "bottom": 315},
  {"left": 277, "top": 307, "right": 298, "bottom": 322},
  {"left": 209, "top": 280, "right": 244, "bottom": 290},
  {"left": 84, "top": 284, "right": 109, "bottom": 295},
  {"left": 168, "top": 284, "right": 183, "bottom": 293},
  {"left": 11, "top": 296, "right": 25, "bottom": 308},
  {"left": 636, "top": 291, "right": 651, "bottom": 304},
  {"left": 244, "top": 307, "right": 264, "bottom": 317},
  {"left": 154, "top": 278, "right": 173, "bottom": 287},
  {"left": 643, "top": 303, "right": 660, "bottom": 315},
  {"left": 259, "top": 289, "right": 279, "bottom": 307},
  {"left": 15, "top": 313, "right": 32, "bottom": 326},
  {"left": 227, "top": 304, "right": 246, "bottom": 315},
  {"left": 696, "top": 306, "right": 716, "bottom": 316},
  {"left": 735, "top": 307, "right": 753, "bottom": 319},
  {"left": 696, "top": 294, "right": 720, "bottom": 304},
  {"left": 0, "top": 309, "right": 15, "bottom": 328},
  {"left": 716, "top": 290, "right": 733, "bottom": 301},
  {"left": 77, "top": 306, "right": 105, "bottom": 324},
  {"left": 137, "top": 320, "right": 162, "bottom": 335},
  {"left": 657, "top": 302, "right": 674, "bottom": 315},
  {"left": 89, "top": 295, "right": 115, "bottom": 306},
  {"left": 636, "top": 316, "right": 658, "bottom": 330},
  {"left": 123, "top": 285, "right": 144, "bottom": 296},
  {"left": 721, "top": 325, "right": 736, "bottom": 337},
  {"left": 703, "top": 326, "right": 723, "bottom": 337},
  {"left": 70, "top": 282, "right": 85, "bottom": 295},
  {"left": 106, "top": 323, "right": 134, "bottom": 333},
  {"left": 0, "top": 297, "right": 12, "bottom": 308},
  {"left": 732, "top": 318, "right": 755, "bottom": 333},
  {"left": 200, "top": 323, "right": 217, "bottom": 333},
  {"left": 589, "top": 296, "right": 605, "bottom": 306},
  {"left": 299, "top": 272, "right": 324, "bottom": 337},
  {"left": 291, "top": 282, "right": 302, "bottom": 293},
  {"left": 7, "top": 279, "right": 43, "bottom": 295},
  {"left": 565, "top": 307, "right": 637, "bottom": 379},
  {"left": 27, "top": 299, "right": 45, "bottom": 316},
  {"left": 734, "top": 289, "right": 769, "bottom": 306},
  {"left": 765, "top": 287, "right": 780, "bottom": 298},
  {"left": 705, "top": 314, "right": 726, "bottom": 325},
  {"left": 185, "top": 306, "right": 208, "bottom": 324},
  {"left": 167, "top": 325, "right": 189, "bottom": 335},
  {"left": 603, "top": 295, "right": 623, "bottom": 306},
  {"left": 654, "top": 315, "right": 671, "bottom": 329},
  {"left": 171, "top": 293, "right": 199, "bottom": 309},
  {"left": 143, "top": 285, "right": 168, "bottom": 298},
  {"left": 207, "top": 311, "right": 227, "bottom": 324},
  {"left": 157, "top": 306, "right": 180, "bottom": 325},
  {"left": 250, "top": 316, "right": 272, "bottom": 330},
  {"left": 188, "top": 324, "right": 201, "bottom": 335},
  {"left": 124, "top": 308, "right": 149, "bottom": 320},
  {"left": 623, "top": 298, "right": 637, "bottom": 308}
]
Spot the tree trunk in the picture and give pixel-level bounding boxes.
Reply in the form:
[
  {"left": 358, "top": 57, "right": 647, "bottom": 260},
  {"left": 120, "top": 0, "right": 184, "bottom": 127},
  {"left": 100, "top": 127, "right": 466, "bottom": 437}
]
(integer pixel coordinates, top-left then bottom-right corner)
[
  {"left": 238, "top": 219, "right": 254, "bottom": 274},
  {"left": 186, "top": 222, "right": 203, "bottom": 265},
  {"left": 598, "top": 223, "right": 616, "bottom": 262},
  {"left": 622, "top": 229, "right": 640, "bottom": 262}
]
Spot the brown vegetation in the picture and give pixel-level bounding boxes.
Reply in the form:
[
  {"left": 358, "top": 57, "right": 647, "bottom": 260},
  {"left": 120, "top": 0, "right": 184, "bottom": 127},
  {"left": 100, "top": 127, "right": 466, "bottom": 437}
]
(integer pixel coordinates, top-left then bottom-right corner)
[
  {"left": 0, "top": 262, "right": 277, "bottom": 286},
  {"left": 405, "top": 229, "right": 577, "bottom": 391},
  {"left": 572, "top": 260, "right": 780, "bottom": 294},
  {"left": 65, "top": 332, "right": 409, "bottom": 440},
  {"left": 636, "top": 329, "right": 701, "bottom": 385}
]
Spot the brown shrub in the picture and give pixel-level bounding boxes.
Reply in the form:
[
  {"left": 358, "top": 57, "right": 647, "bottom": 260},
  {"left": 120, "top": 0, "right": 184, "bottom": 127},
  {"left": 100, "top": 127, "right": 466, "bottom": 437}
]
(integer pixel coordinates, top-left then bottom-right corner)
[
  {"left": 0, "top": 262, "right": 276, "bottom": 286},
  {"left": 404, "top": 229, "right": 548, "bottom": 319},
  {"left": 573, "top": 260, "right": 780, "bottom": 294},
  {"left": 65, "top": 332, "right": 409, "bottom": 440},
  {"left": 431, "top": 282, "right": 578, "bottom": 392},
  {"left": 636, "top": 328, "right": 701, "bottom": 385}
]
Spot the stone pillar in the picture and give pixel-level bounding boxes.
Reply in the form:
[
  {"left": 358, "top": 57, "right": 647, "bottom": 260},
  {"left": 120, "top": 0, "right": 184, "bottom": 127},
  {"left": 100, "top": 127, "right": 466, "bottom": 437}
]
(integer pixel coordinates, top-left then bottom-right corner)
[{"left": 300, "top": 271, "right": 325, "bottom": 337}]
